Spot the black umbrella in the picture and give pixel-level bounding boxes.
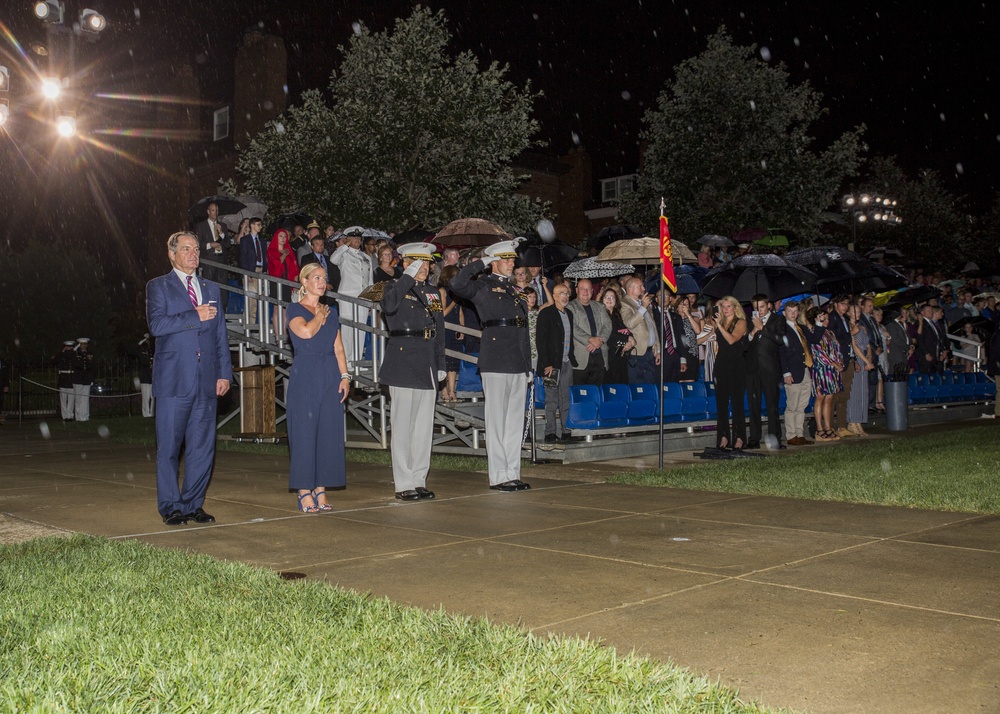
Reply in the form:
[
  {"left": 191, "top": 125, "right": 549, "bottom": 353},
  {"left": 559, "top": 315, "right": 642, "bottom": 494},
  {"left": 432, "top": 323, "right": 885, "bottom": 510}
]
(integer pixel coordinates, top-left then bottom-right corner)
[
  {"left": 697, "top": 234, "right": 734, "bottom": 248},
  {"left": 947, "top": 315, "right": 994, "bottom": 336},
  {"left": 818, "top": 263, "right": 908, "bottom": 295},
  {"left": 589, "top": 224, "right": 642, "bottom": 253},
  {"left": 701, "top": 254, "right": 816, "bottom": 302},
  {"left": 884, "top": 285, "right": 940, "bottom": 308},
  {"left": 644, "top": 272, "right": 700, "bottom": 295},
  {"left": 395, "top": 228, "right": 435, "bottom": 243},
  {"left": 516, "top": 232, "right": 579, "bottom": 270},
  {"left": 189, "top": 195, "right": 247, "bottom": 224},
  {"left": 266, "top": 211, "right": 313, "bottom": 235}
]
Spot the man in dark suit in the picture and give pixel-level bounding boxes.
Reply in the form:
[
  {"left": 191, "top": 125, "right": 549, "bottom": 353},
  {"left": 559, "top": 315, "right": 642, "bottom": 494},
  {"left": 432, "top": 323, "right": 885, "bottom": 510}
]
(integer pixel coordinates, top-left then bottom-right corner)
[
  {"left": 917, "top": 303, "right": 946, "bottom": 373},
  {"left": 379, "top": 242, "right": 445, "bottom": 501},
  {"left": 451, "top": 238, "right": 532, "bottom": 492},
  {"left": 238, "top": 217, "right": 266, "bottom": 325},
  {"left": 299, "top": 234, "right": 341, "bottom": 302},
  {"left": 884, "top": 309, "right": 910, "bottom": 377},
  {"left": 147, "top": 231, "right": 233, "bottom": 526},
  {"left": 536, "top": 283, "right": 577, "bottom": 442},
  {"left": 778, "top": 300, "right": 815, "bottom": 445},
  {"left": 658, "top": 294, "right": 689, "bottom": 383},
  {"left": 860, "top": 297, "right": 883, "bottom": 408},
  {"left": 194, "top": 201, "right": 231, "bottom": 312},
  {"left": 746, "top": 294, "right": 787, "bottom": 449}
]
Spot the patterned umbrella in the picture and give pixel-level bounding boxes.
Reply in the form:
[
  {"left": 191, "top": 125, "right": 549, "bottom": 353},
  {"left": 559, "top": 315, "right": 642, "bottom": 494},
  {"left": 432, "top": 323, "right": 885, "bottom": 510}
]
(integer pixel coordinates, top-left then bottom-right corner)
[{"left": 563, "top": 257, "right": 636, "bottom": 280}]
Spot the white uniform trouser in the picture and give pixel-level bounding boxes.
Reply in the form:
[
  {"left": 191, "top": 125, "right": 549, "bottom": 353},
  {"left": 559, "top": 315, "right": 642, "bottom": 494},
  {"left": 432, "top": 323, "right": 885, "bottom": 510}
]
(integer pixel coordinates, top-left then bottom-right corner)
[
  {"left": 784, "top": 375, "right": 812, "bottom": 439},
  {"left": 73, "top": 384, "right": 90, "bottom": 422},
  {"left": 141, "top": 383, "right": 154, "bottom": 418},
  {"left": 389, "top": 386, "right": 436, "bottom": 492},
  {"left": 340, "top": 300, "right": 370, "bottom": 367},
  {"left": 481, "top": 372, "right": 527, "bottom": 486},
  {"left": 59, "top": 387, "right": 75, "bottom": 420}
]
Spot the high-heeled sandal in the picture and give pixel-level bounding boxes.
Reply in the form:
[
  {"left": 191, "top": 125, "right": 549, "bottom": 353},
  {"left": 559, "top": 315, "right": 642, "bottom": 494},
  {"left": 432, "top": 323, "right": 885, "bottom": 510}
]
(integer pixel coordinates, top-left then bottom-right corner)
[
  {"left": 312, "top": 489, "right": 333, "bottom": 512},
  {"left": 297, "top": 491, "right": 319, "bottom": 513}
]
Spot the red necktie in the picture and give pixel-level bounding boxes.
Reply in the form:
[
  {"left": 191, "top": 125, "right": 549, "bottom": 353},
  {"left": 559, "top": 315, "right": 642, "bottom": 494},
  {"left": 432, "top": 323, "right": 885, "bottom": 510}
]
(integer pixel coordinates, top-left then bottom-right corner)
[{"left": 187, "top": 275, "right": 198, "bottom": 307}]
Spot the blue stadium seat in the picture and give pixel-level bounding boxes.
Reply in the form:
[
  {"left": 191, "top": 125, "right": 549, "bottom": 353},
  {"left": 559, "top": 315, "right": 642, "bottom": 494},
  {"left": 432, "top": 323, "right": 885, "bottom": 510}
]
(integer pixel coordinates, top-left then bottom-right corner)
[
  {"left": 679, "top": 382, "right": 709, "bottom": 421},
  {"left": 566, "top": 385, "right": 601, "bottom": 429},
  {"left": 597, "top": 384, "right": 629, "bottom": 428},
  {"left": 938, "top": 372, "right": 960, "bottom": 402},
  {"left": 626, "top": 383, "right": 658, "bottom": 425},
  {"left": 661, "top": 397, "right": 684, "bottom": 423},
  {"left": 704, "top": 381, "right": 718, "bottom": 416}
]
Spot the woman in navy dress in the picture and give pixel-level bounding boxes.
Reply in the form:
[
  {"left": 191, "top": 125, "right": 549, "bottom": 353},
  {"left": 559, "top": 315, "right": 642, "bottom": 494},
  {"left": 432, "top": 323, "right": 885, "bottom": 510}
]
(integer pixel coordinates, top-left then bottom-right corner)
[{"left": 286, "top": 263, "right": 350, "bottom": 512}]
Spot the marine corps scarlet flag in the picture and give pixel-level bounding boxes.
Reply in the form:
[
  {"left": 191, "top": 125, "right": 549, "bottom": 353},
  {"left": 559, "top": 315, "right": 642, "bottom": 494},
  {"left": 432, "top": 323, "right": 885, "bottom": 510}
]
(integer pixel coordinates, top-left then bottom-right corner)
[{"left": 659, "top": 200, "right": 677, "bottom": 292}]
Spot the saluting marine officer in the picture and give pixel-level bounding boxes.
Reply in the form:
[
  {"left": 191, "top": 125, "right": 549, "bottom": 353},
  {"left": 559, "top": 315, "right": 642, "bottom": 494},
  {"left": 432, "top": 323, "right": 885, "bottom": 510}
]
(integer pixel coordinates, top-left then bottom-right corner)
[
  {"left": 451, "top": 238, "right": 532, "bottom": 492},
  {"left": 380, "top": 242, "right": 445, "bottom": 501},
  {"left": 72, "top": 337, "right": 95, "bottom": 422}
]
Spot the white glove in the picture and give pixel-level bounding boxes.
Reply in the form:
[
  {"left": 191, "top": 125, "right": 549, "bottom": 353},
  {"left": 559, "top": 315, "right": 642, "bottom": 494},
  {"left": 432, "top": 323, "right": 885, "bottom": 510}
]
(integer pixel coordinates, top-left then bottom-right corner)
[
  {"left": 437, "top": 370, "right": 447, "bottom": 382},
  {"left": 403, "top": 259, "right": 424, "bottom": 277},
  {"left": 480, "top": 255, "right": 497, "bottom": 267}
]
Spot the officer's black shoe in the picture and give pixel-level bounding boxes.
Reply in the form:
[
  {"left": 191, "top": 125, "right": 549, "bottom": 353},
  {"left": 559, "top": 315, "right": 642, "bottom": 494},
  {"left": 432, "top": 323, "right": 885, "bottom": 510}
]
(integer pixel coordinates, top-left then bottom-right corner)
[
  {"left": 745, "top": 441, "right": 761, "bottom": 449},
  {"left": 395, "top": 490, "right": 421, "bottom": 501},
  {"left": 490, "top": 480, "right": 531, "bottom": 492},
  {"left": 414, "top": 487, "right": 436, "bottom": 500}
]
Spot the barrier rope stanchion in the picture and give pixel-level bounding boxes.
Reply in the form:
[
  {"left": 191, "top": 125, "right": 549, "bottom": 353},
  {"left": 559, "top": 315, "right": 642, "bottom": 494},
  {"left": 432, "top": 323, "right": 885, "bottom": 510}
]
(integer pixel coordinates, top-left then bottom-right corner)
[{"left": 19, "top": 377, "right": 143, "bottom": 398}]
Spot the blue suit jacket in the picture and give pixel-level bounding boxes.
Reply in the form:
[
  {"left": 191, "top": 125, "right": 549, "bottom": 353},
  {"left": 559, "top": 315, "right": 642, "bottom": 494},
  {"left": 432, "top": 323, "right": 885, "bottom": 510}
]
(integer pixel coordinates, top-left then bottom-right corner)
[{"left": 146, "top": 271, "right": 233, "bottom": 399}]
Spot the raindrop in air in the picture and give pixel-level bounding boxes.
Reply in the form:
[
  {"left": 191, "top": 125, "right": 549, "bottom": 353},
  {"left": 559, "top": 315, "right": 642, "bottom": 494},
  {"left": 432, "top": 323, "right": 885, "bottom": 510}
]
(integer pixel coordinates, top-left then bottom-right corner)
[
  {"left": 275, "top": 122, "right": 285, "bottom": 134},
  {"left": 536, "top": 219, "right": 556, "bottom": 243},
  {"left": 98, "top": 426, "right": 110, "bottom": 439},
  {"left": 749, "top": 100, "right": 757, "bottom": 110},
  {"left": 39, "top": 422, "right": 51, "bottom": 440},
  {"left": 571, "top": 131, "right": 580, "bottom": 145},
  {"left": 621, "top": 90, "right": 631, "bottom": 100},
  {"left": 263, "top": 100, "right": 273, "bottom": 110},
  {"left": 351, "top": 22, "right": 362, "bottom": 35},
  {"left": 939, "top": 113, "right": 946, "bottom": 121},
  {"left": 956, "top": 163, "right": 964, "bottom": 174},
  {"left": 881, "top": 459, "right": 892, "bottom": 472},
  {"left": 760, "top": 159, "right": 768, "bottom": 169},
  {"left": 793, "top": 37, "right": 801, "bottom": 47},
  {"left": 760, "top": 46, "right": 772, "bottom": 61},
  {"left": 134, "top": 7, "right": 140, "bottom": 19}
]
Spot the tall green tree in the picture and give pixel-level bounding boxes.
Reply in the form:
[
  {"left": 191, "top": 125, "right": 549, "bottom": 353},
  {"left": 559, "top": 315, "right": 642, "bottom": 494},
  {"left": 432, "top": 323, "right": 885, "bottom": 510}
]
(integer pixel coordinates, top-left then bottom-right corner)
[
  {"left": 231, "top": 7, "right": 544, "bottom": 234},
  {"left": 620, "top": 29, "right": 864, "bottom": 243},
  {"left": 861, "top": 156, "right": 969, "bottom": 270}
]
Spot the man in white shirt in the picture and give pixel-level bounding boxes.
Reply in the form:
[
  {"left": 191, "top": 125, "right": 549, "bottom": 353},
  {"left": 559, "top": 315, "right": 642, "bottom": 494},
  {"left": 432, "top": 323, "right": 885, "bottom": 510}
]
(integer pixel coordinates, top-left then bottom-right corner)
[{"left": 331, "top": 229, "right": 374, "bottom": 368}]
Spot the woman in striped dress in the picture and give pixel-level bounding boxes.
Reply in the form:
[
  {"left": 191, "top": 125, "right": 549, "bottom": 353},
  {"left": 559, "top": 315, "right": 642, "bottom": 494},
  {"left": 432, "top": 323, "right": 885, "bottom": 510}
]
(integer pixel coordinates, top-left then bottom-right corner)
[{"left": 805, "top": 306, "right": 844, "bottom": 441}]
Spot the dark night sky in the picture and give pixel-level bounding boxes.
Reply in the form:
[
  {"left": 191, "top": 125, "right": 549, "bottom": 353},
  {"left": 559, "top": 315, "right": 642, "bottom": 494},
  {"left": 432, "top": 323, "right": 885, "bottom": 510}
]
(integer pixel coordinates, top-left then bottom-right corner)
[{"left": 2, "top": 0, "right": 997, "bottom": 251}]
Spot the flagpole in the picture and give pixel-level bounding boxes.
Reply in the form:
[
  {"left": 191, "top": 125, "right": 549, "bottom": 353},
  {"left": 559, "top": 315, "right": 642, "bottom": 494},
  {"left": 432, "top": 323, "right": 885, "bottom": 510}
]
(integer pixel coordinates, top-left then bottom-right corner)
[{"left": 658, "top": 198, "right": 666, "bottom": 470}]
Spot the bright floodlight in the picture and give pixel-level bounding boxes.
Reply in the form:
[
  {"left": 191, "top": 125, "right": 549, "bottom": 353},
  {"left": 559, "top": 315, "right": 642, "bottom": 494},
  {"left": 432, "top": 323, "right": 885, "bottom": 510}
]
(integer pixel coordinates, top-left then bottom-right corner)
[
  {"left": 0, "top": 66, "right": 8, "bottom": 92},
  {"left": 56, "top": 113, "right": 76, "bottom": 137},
  {"left": 80, "top": 9, "right": 106, "bottom": 33},
  {"left": 843, "top": 194, "right": 856, "bottom": 207},
  {"left": 34, "top": 0, "right": 64, "bottom": 23},
  {"left": 0, "top": 102, "right": 9, "bottom": 127},
  {"left": 41, "top": 77, "right": 61, "bottom": 100}
]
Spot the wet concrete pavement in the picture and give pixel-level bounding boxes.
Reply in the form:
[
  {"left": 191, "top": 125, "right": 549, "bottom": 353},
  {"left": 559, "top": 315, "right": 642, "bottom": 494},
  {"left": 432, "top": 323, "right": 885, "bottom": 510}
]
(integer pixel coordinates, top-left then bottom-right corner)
[{"left": 1, "top": 426, "right": 997, "bottom": 713}]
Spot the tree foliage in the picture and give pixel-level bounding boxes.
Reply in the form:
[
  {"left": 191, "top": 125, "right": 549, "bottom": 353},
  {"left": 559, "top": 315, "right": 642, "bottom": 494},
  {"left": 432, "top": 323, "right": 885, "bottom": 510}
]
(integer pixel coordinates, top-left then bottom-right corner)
[
  {"left": 620, "top": 29, "right": 864, "bottom": 242},
  {"left": 231, "top": 7, "right": 544, "bottom": 234},
  {"left": 858, "top": 157, "right": 971, "bottom": 270}
]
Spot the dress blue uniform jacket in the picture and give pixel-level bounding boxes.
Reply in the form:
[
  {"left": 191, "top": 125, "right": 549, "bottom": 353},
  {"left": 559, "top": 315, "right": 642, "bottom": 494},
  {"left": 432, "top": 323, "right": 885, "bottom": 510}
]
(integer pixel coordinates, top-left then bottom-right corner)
[
  {"left": 379, "top": 274, "right": 445, "bottom": 389},
  {"left": 450, "top": 260, "right": 531, "bottom": 374},
  {"left": 146, "top": 272, "right": 233, "bottom": 398}
]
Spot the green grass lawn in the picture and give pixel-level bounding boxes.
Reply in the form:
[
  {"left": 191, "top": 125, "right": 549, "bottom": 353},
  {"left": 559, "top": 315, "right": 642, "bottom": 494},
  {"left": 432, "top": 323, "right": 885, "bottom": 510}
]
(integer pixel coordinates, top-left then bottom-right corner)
[
  {"left": 0, "top": 535, "right": 775, "bottom": 713},
  {"left": 611, "top": 422, "right": 1000, "bottom": 514}
]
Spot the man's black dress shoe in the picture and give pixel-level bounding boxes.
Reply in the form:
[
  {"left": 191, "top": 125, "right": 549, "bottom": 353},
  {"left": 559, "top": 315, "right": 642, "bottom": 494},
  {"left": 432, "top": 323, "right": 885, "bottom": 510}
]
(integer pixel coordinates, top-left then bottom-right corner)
[
  {"left": 776, "top": 443, "right": 787, "bottom": 450},
  {"left": 490, "top": 480, "right": 531, "bottom": 492},
  {"left": 745, "top": 441, "right": 761, "bottom": 449},
  {"left": 544, "top": 434, "right": 558, "bottom": 443},
  {"left": 414, "top": 487, "right": 436, "bottom": 500},
  {"left": 185, "top": 508, "right": 216, "bottom": 523},
  {"left": 395, "top": 490, "right": 421, "bottom": 501},
  {"left": 162, "top": 510, "right": 187, "bottom": 526}
]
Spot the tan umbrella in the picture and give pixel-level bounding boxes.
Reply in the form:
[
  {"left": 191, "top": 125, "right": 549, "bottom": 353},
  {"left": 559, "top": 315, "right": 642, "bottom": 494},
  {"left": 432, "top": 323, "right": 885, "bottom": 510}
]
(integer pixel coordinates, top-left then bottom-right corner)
[
  {"left": 435, "top": 218, "right": 510, "bottom": 247},
  {"left": 594, "top": 237, "right": 697, "bottom": 265}
]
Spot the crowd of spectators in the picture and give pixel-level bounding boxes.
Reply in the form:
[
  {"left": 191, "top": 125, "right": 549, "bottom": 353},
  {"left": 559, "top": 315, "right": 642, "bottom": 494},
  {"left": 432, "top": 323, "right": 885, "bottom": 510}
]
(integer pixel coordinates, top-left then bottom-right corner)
[{"left": 194, "top": 204, "right": 999, "bottom": 439}]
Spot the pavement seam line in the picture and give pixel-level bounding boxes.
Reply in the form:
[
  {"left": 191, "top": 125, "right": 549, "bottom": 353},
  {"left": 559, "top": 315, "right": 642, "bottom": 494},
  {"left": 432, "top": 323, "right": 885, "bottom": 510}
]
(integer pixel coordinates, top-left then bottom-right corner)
[{"left": 740, "top": 578, "right": 1000, "bottom": 624}]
